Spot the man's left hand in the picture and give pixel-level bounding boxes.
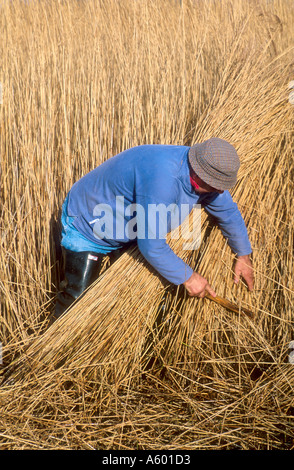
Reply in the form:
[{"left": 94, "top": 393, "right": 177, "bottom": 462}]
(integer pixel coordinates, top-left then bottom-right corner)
[{"left": 234, "top": 254, "right": 254, "bottom": 291}]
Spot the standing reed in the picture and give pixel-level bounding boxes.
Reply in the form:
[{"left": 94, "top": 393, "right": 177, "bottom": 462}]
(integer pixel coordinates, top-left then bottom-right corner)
[{"left": 0, "top": 0, "right": 293, "bottom": 450}]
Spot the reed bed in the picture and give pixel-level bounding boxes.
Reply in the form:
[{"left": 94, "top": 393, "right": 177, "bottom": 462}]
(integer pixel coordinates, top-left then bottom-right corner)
[{"left": 0, "top": 0, "right": 294, "bottom": 450}]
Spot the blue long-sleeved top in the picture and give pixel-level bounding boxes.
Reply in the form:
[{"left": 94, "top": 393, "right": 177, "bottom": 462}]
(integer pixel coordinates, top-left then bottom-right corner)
[{"left": 66, "top": 145, "right": 252, "bottom": 285}]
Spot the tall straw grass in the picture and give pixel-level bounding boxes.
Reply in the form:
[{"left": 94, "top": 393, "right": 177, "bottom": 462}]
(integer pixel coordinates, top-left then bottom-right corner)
[{"left": 0, "top": 0, "right": 294, "bottom": 450}]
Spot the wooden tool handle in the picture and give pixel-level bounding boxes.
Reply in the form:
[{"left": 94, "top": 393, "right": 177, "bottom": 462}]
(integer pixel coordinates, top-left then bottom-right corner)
[{"left": 205, "top": 293, "right": 254, "bottom": 318}]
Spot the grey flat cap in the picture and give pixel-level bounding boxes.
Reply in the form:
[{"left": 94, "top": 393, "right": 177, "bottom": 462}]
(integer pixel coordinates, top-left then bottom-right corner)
[{"left": 188, "top": 137, "right": 240, "bottom": 190}]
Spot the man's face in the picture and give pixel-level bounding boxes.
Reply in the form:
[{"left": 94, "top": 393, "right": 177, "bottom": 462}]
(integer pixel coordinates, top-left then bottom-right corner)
[{"left": 190, "top": 169, "right": 224, "bottom": 194}]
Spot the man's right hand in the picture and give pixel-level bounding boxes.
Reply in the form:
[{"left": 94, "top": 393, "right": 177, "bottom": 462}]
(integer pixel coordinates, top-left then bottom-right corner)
[{"left": 183, "top": 272, "right": 216, "bottom": 298}]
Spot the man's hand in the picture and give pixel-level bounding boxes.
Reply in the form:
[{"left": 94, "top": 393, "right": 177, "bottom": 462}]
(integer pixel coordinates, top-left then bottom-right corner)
[
  {"left": 183, "top": 272, "right": 217, "bottom": 298},
  {"left": 234, "top": 254, "right": 254, "bottom": 291}
]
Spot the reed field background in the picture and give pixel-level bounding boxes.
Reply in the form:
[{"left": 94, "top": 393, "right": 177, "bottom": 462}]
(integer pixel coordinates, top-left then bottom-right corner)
[{"left": 0, "top": 0, "right": 294, "bottom": 450}]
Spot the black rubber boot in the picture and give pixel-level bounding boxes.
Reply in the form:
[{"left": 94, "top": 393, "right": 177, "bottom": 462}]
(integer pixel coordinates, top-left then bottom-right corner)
[{"left": 51, "top": 248, "right": 106, "bottom": 322}]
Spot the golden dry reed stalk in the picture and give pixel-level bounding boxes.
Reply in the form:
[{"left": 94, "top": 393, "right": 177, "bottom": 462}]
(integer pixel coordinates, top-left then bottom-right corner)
[{"left": 0, "top": 0, "right": 294, "bottom": 450}]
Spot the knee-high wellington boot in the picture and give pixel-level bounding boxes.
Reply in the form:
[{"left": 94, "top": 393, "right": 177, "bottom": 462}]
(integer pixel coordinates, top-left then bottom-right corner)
[{"left": 51, "top": 248, "right": 106, "bottom": 322}]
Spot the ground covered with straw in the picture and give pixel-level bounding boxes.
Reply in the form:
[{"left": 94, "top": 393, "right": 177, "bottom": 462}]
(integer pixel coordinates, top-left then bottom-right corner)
[{"left": 0, "top": 0, "right": 294, "bottom": 451}]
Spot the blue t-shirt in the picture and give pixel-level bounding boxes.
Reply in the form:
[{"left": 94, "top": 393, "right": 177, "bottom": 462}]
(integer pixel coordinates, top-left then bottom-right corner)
[{"left": 64, "top": 145, "right": 252, "bottom": 285}]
